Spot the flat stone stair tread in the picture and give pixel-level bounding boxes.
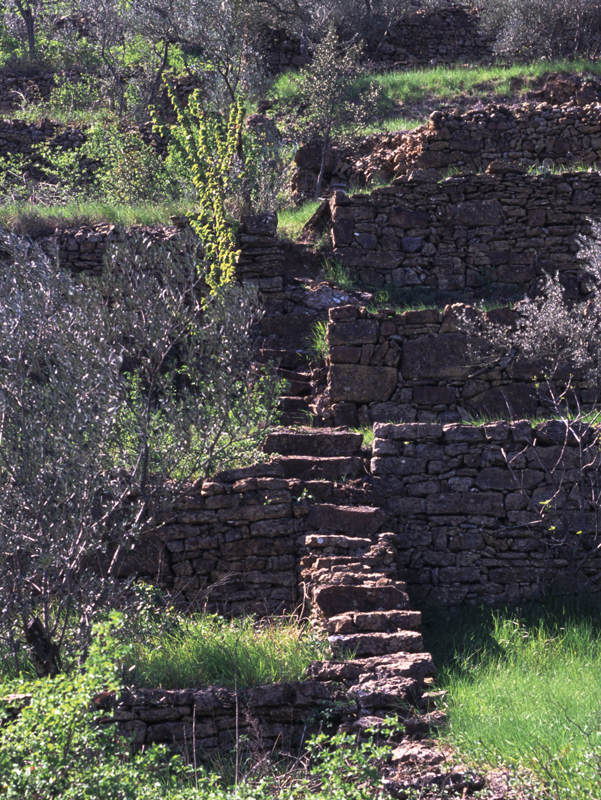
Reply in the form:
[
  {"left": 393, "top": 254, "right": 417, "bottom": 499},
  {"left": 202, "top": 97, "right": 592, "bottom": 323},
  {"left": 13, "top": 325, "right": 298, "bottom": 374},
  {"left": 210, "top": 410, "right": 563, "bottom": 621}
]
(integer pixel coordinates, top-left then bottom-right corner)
[
  {"left": 256, "top": 349, "right": 305, "bottom": 369},
  {"left": 279, "top": 411, "right": 313, "bottom": 427},
  {"left": 324, "top": 610, "right": 422, "bottom": 635},
  {"left": 306, "top": 651, "right": 435, "bottom": 683},
  {"left": 328, "top": 631, "right": 423, "bottom": 657},
  {"left": 285, "top": 381, "right": 312, "bottom": 396},
  {"left": 306, "top": 504, "right": 389, "bottom": 536},
  {"left": 304, "top": 533, "right": 373, "bottom": 550},
  {"left": 264, "top": 427, "right": 363, "bottom": 456},
  {"left": 278, "top": 396, "right": 309, "bottom": 412},
  {"left": 275, "top": 455, "right": 364, "bottom": 480},
  {"left": 313, "top": 582, "right": 410, "bottom": 616},
  {"left": 276, "top": 368, "right": 313, "bottom": 383}
]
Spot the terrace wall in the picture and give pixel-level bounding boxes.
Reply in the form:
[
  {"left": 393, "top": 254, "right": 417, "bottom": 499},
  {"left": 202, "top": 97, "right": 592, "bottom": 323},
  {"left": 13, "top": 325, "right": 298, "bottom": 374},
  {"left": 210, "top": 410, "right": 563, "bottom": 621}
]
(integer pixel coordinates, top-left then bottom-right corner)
[
  {"left": 330, "top": 169, "right": 601, "bottom": 297},
  {"left": 322, "top": 303, "right": 597, "bottom": 427},
  {"left": 370, "top": 420, "right": 601, "bottom": 605}
]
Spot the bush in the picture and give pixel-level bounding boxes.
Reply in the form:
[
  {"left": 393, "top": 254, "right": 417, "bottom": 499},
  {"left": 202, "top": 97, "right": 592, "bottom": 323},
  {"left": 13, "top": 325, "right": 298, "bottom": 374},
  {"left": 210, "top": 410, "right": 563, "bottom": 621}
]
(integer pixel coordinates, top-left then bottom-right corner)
[{"left": 480, "top": 0, "right": 601, "bottom": 59}]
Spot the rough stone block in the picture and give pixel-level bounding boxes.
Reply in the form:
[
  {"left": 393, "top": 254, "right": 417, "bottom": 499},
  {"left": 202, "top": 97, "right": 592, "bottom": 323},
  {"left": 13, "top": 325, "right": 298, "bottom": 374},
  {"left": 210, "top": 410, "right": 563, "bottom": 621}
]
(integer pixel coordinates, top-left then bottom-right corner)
[{"left": 329, "top": 364, "right": 397, "bottom": 403}]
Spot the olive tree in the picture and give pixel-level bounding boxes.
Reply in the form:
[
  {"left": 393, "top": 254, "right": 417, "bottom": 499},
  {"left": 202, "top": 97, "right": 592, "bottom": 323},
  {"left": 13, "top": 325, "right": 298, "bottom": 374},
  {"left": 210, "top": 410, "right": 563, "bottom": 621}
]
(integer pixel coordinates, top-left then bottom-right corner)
[
  {"left": 480, "top": 0, "right": 601, "bottom": 59},
  {"left": 0, "top": 229, "right": 279, "bottom": 676},
  {"left": 287, "top": 24, "right": 380, "bottom": 199}
]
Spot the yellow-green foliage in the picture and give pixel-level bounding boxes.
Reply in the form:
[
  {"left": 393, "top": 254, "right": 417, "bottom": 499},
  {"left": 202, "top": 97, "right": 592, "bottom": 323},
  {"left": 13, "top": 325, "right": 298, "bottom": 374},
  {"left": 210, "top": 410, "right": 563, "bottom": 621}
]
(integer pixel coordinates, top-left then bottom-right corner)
[{"left": 154, "top": 89, "right": 243, "bottom": 290}]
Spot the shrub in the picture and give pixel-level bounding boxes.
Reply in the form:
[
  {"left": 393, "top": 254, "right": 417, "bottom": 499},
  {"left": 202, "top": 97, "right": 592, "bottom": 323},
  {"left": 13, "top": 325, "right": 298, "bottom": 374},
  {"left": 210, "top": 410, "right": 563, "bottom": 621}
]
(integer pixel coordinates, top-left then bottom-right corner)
[{"left": 0, "top": 229, "right": 280, "bottom": 675}]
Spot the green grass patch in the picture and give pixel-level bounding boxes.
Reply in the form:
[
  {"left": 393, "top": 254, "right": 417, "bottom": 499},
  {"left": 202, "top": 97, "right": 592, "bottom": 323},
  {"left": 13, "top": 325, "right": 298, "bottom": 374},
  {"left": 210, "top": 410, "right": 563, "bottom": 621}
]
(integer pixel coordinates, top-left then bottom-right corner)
[
  {"left": 0, "top": 200, "right": 196, "bottom": 233},
  {"left": 307, "top": 319, "right": 329, "bottom": 362},
  {"left": 278, "top": 200, "right": 323, "bottom": 240},
  {"left": 128, "top": 613, "right": 332, "bottom": 690},
  {"left": 272, "top": 58, "right": 601, "bottom": 137},
  {"left": 370, "top": 57, "right": 601, "bottom": 107},
  {"left": 424, "top": 596, "right": 601, "bottom": 799}
]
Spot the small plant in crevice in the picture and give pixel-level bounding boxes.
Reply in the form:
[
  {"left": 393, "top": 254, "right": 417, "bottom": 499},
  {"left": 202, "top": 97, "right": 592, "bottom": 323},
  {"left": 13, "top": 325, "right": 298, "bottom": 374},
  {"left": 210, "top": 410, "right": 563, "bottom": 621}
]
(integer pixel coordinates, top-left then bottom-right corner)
[{"left": 307, "top": 319, "right": 329, "bottom": 362}]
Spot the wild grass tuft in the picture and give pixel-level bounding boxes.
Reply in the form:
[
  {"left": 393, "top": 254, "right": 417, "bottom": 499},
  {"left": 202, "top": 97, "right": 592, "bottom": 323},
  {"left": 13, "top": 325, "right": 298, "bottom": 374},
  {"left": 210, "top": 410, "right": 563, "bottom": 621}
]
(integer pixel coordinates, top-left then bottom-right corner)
[
  {"left": 278, "top": 200, "right": 323, "bottom": 241},
  {"left": 307, "top": 319, "right": 329, "bottom": 362},
  {"left": 129, "top": 613, "right": 332, "bottom": 690}
]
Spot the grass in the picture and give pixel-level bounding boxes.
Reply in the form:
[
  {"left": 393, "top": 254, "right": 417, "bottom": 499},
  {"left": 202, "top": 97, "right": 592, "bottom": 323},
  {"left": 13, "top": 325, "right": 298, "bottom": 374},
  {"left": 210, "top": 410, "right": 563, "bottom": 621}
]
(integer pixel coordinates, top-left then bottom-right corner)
[
  {"left": 368, "top": 57, "right": 601, "bottom": 108},
  {"left": 278, "top": 200, "right": 323, "bottom": 240},
  {"left": 272, "top": 58, "right": 601, "bottom": 137},
  {"left": 424, "top": 596, "right": 601, "bottom": 799},
  {"left": 353, "top": 426, "right": 375, "bottom": 449},
  {"left": 307, "top": 319, "right": 329, "bottom": 361},
  {"left": 128, "top": 613, "right": 332, "bottom": 690},
  {"left": 0, "top": 200, "right": 196, "bottom": 232}
]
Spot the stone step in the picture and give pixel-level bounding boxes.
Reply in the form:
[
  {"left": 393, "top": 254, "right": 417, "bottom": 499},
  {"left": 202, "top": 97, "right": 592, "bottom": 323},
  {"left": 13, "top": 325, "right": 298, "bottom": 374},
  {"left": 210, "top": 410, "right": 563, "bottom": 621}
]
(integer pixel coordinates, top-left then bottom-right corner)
[
  {"left": 278, "top": 396, "right": 309, "bottom": 413},
  {"left": 309, "top": 567, "right": 396, "bottom": 587},
  {"left": 329, "top": 630, "right": 423, "bottom": 658},
  {"left": 313, "top": 582, "right": 410, "bottom": 617},
  {"left": 304, "top": 534, "right": 373, "bottom": 550},
  {"left": 278, "top": 411, "right": 315, "bottom": 427},
  {"left": 306, "top": 651, "right": 435, "bottom": 684},
  {"left": 324, "top": 610, "right": 422, "bottom": 635},
  {"left": 276, "top": 455, "right": 364, "bottom": 480},
  {"left": 264, "top": 427, "right": 363, "bottom": 457},
  {"left": 313, "top": 564, "right": 397, "bottom": 580},
  {"left": 305, "top": 504, "right": 388, "bottom": 536},
  {"left": 256, "top": 349, "right": 305, "bottom": 369},
  {"left": 275, "top": 368, "right": 313, "bottom": 383},
  {"left": 286, "top": 380, "right": 312, "bottom": 396}
]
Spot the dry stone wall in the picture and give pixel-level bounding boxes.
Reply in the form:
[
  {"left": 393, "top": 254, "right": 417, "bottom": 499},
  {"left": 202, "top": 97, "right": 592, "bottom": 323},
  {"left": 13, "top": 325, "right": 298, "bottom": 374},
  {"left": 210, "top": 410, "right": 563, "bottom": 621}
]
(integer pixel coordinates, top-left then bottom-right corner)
[
  {"left": 0, "top": 118, "right": 84, "bottom": 158},
  {"left": 0, "top": 72, "right": 57, "bottom": 112},
  {"left": 293, "top": 98, "right": 601, "bottom": 201},
  {"left": 370, "top": 420, "right": 601, "bottom": 605},
  {"left": 322, "top": 303, "right": 597, "bottom": 427},
  {"left": 107, "top": 421, "right": 601, "bottom": 754},
  {"left": 354, "top": 100, "right": 601, "bottom": 185},
  {"left": 330, "top": 169, "right": 601, "bottom": 297},
  {"left": 109, "top": 427, "right": 437, "bottom": 756},
  {"left": 263, "top": 5, "right": 495, "bottom": 73}
]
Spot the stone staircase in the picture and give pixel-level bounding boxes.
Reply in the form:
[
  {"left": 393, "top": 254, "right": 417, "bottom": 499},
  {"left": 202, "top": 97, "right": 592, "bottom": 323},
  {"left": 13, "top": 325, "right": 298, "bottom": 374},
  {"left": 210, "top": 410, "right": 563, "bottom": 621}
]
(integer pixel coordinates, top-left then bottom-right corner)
[
  {"left": 255, "top": 312, "right": 323, "bottom": 426},
  {"left": 263, "top": 426, "right": 439, "bottom": 728}
]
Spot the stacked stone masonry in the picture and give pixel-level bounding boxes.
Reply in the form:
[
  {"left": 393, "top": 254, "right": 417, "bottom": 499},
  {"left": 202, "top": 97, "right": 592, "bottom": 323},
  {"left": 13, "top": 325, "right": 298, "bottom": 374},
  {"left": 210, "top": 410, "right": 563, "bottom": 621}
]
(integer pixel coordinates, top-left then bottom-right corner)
[
  {"left": 371, "top": 420, "right": 601, "bottom": 605},
  {"left": 114, "top": 421, "right": 601, "bottom": 751},
  {"left": 323, "top": 303, "right": 598, "bottom": 427},
  {"left": 330, "top": 169, "right": 601, "bottom": 296},
  {"left": 264, "top": 4, "right": 599, "bottom": 73},
  {"left": 353, "top": 100, "right": 601, "bottom": 186},
  {"left": 110, "top": 427, "right": 438, "bottom": 754}
]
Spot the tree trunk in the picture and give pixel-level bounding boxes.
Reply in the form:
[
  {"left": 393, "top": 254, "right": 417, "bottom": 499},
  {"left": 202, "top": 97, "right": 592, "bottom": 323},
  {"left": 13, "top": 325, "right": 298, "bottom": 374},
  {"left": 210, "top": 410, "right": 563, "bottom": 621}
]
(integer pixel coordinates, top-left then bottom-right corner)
[
  {"left": 149, "top": 39, "right": 170, "bottom": 107},
  {"left": 14, "top": 0, "right": 36, "bottom": 58},
  {"left": 25, "top": 618, "right": 61, "bottom": 677},
  {"left": 314, "top": 131, "right": 330, "bottom": 202}
]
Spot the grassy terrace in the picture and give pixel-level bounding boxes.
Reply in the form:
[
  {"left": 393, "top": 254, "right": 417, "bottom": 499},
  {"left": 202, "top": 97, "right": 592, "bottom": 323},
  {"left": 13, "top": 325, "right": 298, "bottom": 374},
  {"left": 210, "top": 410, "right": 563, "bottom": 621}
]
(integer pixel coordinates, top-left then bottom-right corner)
[
  {"left": 0, "top": 200, "right": 196, "bottom": 231},
  {"left": 272, "top": 58, "right": 601, "bottom": 132}
]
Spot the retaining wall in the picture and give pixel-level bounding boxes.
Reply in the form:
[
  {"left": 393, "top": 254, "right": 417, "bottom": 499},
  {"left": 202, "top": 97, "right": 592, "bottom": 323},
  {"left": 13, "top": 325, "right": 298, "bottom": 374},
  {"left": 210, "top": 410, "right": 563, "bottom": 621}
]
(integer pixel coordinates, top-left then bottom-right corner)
[
  {"left": 370, "top": 420, "right": 601, "bottom": 605},
  {"left": 352, "top": 99, "right": 601, "bottom": 186},
  {"left": 323, "top": 302, "right": 596, "bottom": 427},
  {"left": 330, "top": 169, "right": 601, "bottom": 296}
]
